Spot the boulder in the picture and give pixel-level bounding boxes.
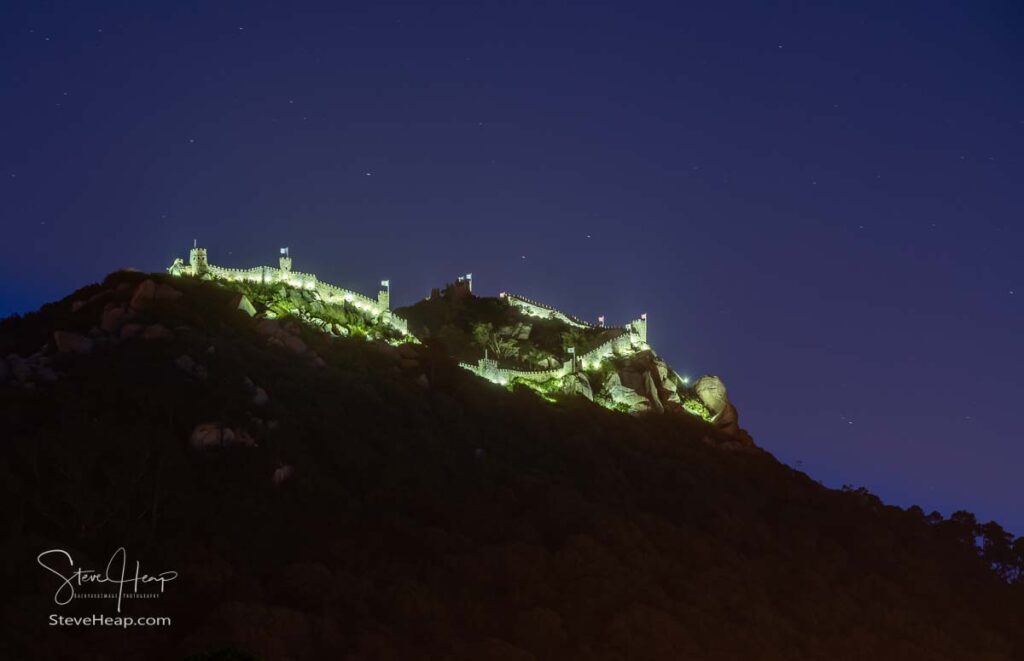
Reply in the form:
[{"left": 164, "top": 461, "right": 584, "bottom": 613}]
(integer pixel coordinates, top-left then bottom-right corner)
[
  {"left": 694, "top": 375, "right": 742, "bottom": 434},
  {"left": 282, "top": 334, "right": 307, "bottom": 355},
  {"left": 100, "top": 304, "right": 134, "bottom": 333},
  {"left": 256, "top": 319, "right": 282, "bottom": 337},
  {"left": 252, "top": 387, "right": 269, "bottom": 406},
  {"left": 654, "top": 360, "right": 677, "bottom": 392},
  {"left": 190, "top": 423, "right": 223, "bottom": 448},
  {"left": 607, "top": 384, "right": 649, "bottom": 412},
  {"left": 563, "top": 372, "right": 593, "bottom": 401},
  {"left": 175, "top": 354, "right": 208, "bottom": 380},
  {"left": 155, "top": 283, "right": 183, "bottom": 301},
  {"left": 129, "top": 279, "right": 157, "bottom": 309},
  {"left": 120, "top": 323, "right": 144, "bottom": 340},
  {"left": 694, "top": 375, "right": 729, "bottom": 418},
  {"left": 272, "top": 465, "right": 294, "bottom": 487},
  {"left": 130, "top": 279, "right": 182, "bottom": 310},
  {"left": 619, "top": 369, "right": 644, "bottom": 393},
  {"left": 7, "top": 355, "right": 32, "bottom": 382},
  {"left": 242, "top": 377, "right": 269, "bottom": 406},
  {"left": 232, "top": 293, "right": 257, "bottom": 317},
  {"left": 53, "top": 331, "right": 93, "bottom": 354},
  {"left": 142, "top": 324, "right": 174, "bottom": 341},
  {"left": 190, "top": 423, "right": 257, "bottom": 449},
  {"left": 642, "top": 370, "right": 664, "bottom": 413}
]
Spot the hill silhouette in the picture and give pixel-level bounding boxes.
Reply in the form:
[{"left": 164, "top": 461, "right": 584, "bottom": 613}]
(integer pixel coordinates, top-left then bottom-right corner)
[{"left": 0, "top": 270, "right": 1022, "bottom": 660}]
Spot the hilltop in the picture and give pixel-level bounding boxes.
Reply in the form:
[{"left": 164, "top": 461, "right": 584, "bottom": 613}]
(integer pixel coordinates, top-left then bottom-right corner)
[
  {"left": 167, "top": 246, "right": 750, "bottom": 441},
  {"left": 0, "top": 269, "right": 1022, "bottom": 660}
]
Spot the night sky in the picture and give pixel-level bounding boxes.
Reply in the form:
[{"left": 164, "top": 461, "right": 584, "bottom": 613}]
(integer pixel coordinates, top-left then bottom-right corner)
[{"left": 2, "top": 2, "right": 1022, "bottom": 532}]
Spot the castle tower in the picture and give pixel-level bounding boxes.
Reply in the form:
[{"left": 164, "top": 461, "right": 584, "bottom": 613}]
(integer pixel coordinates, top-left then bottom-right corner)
[
  {"left": 189, "top": 244, "right": 209, "bottom": 276},
  {"left": 631, "top": 313, "right": 648, "bottom": 344},
  {"left": 279, "top": 247, "right": 292, "bottom": 272},
  {"left": 378, "top": 279, "right": 391, "bottom": 310}
]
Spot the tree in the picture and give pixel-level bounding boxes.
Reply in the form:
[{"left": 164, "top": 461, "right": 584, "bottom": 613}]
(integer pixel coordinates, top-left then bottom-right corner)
[{"left": 472, "top": 322, "right": 519, "bottom": 359}]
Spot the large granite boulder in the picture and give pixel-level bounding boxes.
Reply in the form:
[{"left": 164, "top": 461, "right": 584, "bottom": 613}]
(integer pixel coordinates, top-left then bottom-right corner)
[
  {"left": 694, "top": 375, "right": 740, "bottom": 433},
  {"left": 607, "top": 384, "right": 650, "bottom": 412},
  {"left": 562, "top": 372, "right": 593, "bottom": 401}
]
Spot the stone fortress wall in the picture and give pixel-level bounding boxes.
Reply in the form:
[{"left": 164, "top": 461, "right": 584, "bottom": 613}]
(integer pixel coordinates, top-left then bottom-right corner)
[
  {"left": 168, "top": 246, "right": 407, "bottom": 334},
  {"left": 502, "top": 293, "right": 595, "bottom": 329},
  {"left": 168, "top": 245, "right": 653, "bottom": 384},
  {"left": 460, "top": 294, "right": 651, "bottom": 386}
]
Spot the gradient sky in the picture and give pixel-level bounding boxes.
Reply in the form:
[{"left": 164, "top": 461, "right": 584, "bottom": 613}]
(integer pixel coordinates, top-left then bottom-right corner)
[{"left": 2, "top": 2, "right": 1021, "bottom": 533}]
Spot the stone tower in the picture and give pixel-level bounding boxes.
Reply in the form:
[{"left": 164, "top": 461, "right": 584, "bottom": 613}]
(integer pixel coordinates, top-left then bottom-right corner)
[
  {"left": 631, "top": 314, "right": 648, "bottom": 344},
  {"left": 189, "top": 245, "right": 209, "bottom": 276},
  {"left": 279, "top": 247, "right": 292, "bottom": 273}
]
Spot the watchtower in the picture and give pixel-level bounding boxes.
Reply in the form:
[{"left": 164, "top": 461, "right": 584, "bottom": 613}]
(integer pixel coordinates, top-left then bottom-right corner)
[{"left": 189, "top": 241, "right": 209, "bottom": 276}]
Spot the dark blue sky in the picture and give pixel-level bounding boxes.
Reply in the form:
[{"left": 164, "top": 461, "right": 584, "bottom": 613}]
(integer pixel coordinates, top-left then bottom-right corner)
[{"left": 2, "top": 2, "right": 1022, "bottom": 532}]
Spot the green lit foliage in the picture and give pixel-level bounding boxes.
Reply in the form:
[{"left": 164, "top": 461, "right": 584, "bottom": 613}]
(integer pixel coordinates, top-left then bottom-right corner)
[
  {"left": 218, "top": 279, "right": 405, "bottom": 343},
  {"left": 683, "top": 398, "right": 713, "bottom": 421},
  {"left": 508, "top": 375, "right": 562, "bottom": 402},
  {"left": 520, "top": 346, "right": 558, "bottom": 369}
]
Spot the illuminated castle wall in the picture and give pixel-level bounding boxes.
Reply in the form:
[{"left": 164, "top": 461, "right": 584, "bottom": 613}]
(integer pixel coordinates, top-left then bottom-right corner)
[
  {"left": 168, "top": 245, "right": 654, "bottom": 390},
  {"left": 460, "top": 295, "right": 650, "bottom": 385},
  {"left": 167, "top": 246, "right": 407, "bottom": 334}
]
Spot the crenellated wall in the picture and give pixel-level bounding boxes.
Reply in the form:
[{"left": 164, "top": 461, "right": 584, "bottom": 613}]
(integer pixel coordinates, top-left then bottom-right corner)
[
  {"left": 167, "top": 247, "right": 409, "bottom": 334},
  {"left": 502, "top": 293, "right": 595, "bottom": 329},
  {"left": 460, "top": 309, "right": 650, "bottom": 386}
]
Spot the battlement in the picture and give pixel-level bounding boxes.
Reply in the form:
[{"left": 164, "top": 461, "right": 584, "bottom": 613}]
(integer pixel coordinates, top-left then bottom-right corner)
[
  {"left": 167, "top": 246, "right": 408, "bottom": 335},
  {"left": 502, "top": 293, "right": 594, "bottom": 328}
]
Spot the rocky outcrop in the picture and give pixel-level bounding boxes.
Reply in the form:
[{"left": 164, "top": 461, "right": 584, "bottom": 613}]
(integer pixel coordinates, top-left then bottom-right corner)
[
  {"left": 272, "top": 465, "right": 294, "bottom": 486},
  {"left": 231, "top": 293, "right": 257, "bottom": 317},
  {"left": 130, "top": 279, "right": 182, "bottom": 310},
  {"left": 175, "top": 354, "right": 208, "bottom": 380},
  {"left": 563, "top": 372, "right": 593, "bottom": 401},
  {"left": 607, "top": 384, "right": 650, "bottom": 412},
  {"left": 53, "top": 331, "right": 93, "bottom": 354},
  {"left": 190, "top": 423, "right": 257, "bottom": 449},
  {"left": 101, "top": 304, "right": 135, "bottom": 333},
  {"left": 694, "top": 375, "right": 740, "bottom": 435},
  {"left": 244, "top": 377, "right": 269, "bottom": 407},
  {"left": 142, "top": 324, "right": 174, "bottom": 341}
]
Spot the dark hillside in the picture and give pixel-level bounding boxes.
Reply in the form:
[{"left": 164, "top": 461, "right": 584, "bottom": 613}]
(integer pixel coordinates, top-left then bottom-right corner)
[{"left": 0, "top": 271, "right": 1022, "bottom": 660}]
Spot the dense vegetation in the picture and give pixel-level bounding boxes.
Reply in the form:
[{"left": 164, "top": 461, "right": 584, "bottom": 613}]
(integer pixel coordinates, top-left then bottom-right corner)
[{"left": 0, "top": 271, "right": 1022, "bottom": 660}]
